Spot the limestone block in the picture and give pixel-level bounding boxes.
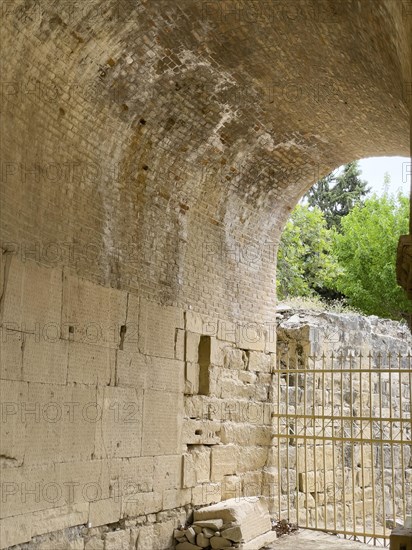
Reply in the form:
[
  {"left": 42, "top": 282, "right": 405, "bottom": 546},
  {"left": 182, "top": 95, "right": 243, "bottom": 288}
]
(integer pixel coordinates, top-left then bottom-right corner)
[
  {"left": 220, "top": 424, "right": 272, "bottom": 447},
  {"left": 196, "top": 532, "right": 210, "bottom": 547},
  {"left": 242, "top": 471, "right": 263, "bottom": 498},
  {"left": 1, "top": 258, "right": 62, "bottom": 332},
  {"left": 104, "top": 529, "right": 131, "bottom": 550},
  {"left": 221, "top": 525, "right": 242, "bottom": 542},
  {"left": 85, "top": 538, "right": 104, "bottom": 550},
  {"left": 139, "top": 298, "right": 183, "bottom": 358},
  {"left": 237, "top": 446, "right": 268, "bottom": 472},
  {"left": 217, "top": 320, "right": 237, "bottom": 343},
  {"left": 31, "top": 503, "right": 89, "bottom": 542},
  {"left": 186, "top": 331, "right": 201, "bottom": 362},
  {"left": 193, "top": 519, "right": 223, "bottom": 530},
  {"left": 154, "top": 455, "right": 182, "bottom": 491},
  {"left": 223, "top": 347, "right": 246, "bottom": 370},
  {"left": 183, "top": 447, "right": 211, "bottom": 488},
  {"left": 193, "top": 497, "right": 272, "bottom": 543},
  {"left": 163, "top": 488, "right": 192, "bottom": 510},
  {"left": 210, "top": 338, "right": 232, "bottom": 367},
  {"left": 221, "top": 475, "right": 242, "bottom": 500},
  {"left": 236, "top": 323, "right": 265, "bottom": 352},
  {"left": 0, "top": 330, "right": 23, "bottom": 380},
  {"left": 122, "top": 490, "right": 163, "bottom": 518},
  {"left": 175, "top": 329, "right": 185, "bottom": 360},
  {"left": 95, "top": 386, "right": 143, "bottom": 459},
  {"left": 241, "top": 529, "right": 277, "bottom": 549},
  {"left": 211, "top": 446, "right": 237, "bottom": 482},
  {"left": 61, "top": 272, "right": 127, "bottom": 348},
  {"left": 210, "top": 536, "right": 231, "bottom": 548},
  {"left": 247, "top": 351, "right": 274, "bottom": 373},
  {"left": 122, "top": 456, "right": 154, "bottom": 494},
  {"left": 183, "top": 419, "right": 221, "bottom": 445},
  {"left": 146, "top": 357, "right": 184, "bottom": 394},
  {"left": 0, "top": 379, "right": 27, "bottom": 467},
  {"left": 142, "top": 390, "right": 183, "bottom": 456},
  {"left": 137, "top": 519, "right": 176, "bottom": 550},
  {"left": 116, "top": 350, "right": 146, "bottom": 388},
  {"left": 192, "top": 483, "right": 222, "bottom": 506},
  {"left": 238, "top": 370, "right": 257, "bottom": 384},
  {"left": 185, "top": 362, "right": 200, "bottom": 395},
  {"left": 186, "top": 311, "right": 217, "bottom": 336},
  {"left": 23, "top": 337, "right": 69, "bottom": 385},
  {"left": 31, "top": 533, "right": 84, "bottom": 550},
  {"left": 67, "top": 341, "right": 114, "bottom": 386},
  {"left": 0, "top": 514, "right": 31, "bottom": 549},
  {"left": 89, "top": 498, "right": 121, "bottom": 528},
  {"left": 0, "top": 254, "right": 24, "bottom": 328}
]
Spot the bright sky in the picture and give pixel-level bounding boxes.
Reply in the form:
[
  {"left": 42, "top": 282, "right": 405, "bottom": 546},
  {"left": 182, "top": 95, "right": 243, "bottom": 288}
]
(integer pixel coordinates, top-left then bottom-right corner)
[{"left": 357, "top": 156, "right": 410, "bottom": 197}]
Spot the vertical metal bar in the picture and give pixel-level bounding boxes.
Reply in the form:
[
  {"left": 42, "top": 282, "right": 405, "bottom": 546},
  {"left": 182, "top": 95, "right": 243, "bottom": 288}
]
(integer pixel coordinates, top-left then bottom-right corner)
[
  {"left": 304, "top": 353, "right": 309, "bottom": 529},
  {"left": 331, "top": 352, "right": 337, "bottom": 534},
  {"left": 286, "top": 352, "right": 290, "bottom": 521},
  {"left": 369, "top": 353, "right": 377, "bottom": 546},
  {"left": 360, "top": 355, "right": 366, "bottom": 544},
  {"left": 398, "top": 353, "right": 406, "bottom": 526},
  {"left": 313, "top": 359, "right": 318, "bottom": 531},
  {"left": 322, "top": 353, "right": 327, "bottom": 531},
  {"left": 388, "top": 353, "right": 396, "bottom": 531},
  {"left": 341, "top": 353, "right": 347, "bottom": 537},
  {"left": 277, "top": 354, "right": 281, "bottom": 521},
  {"left": 378, "top": 353, "right": 387, "bottom": 540},
  {"left": 349, "top": 354, "right": 356, "bottom": 536}
]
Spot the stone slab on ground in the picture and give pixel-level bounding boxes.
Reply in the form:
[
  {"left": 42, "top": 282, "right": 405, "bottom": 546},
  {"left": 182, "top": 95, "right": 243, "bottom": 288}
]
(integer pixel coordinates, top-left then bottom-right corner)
[
  {"left": 267, "top": 530, "right": 373, "bottom": 549},
  {"left": 194, "top": 498, "right": 271, "bottom": 543},
  {"left": 240, "top": 529, "right": 277, "bottom": 549}
]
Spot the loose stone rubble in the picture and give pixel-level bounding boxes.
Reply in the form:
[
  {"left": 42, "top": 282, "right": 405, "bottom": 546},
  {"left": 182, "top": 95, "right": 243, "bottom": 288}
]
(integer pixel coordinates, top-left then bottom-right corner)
[{"left": 173, "top": 498, "right": 277, "bottom": 549}]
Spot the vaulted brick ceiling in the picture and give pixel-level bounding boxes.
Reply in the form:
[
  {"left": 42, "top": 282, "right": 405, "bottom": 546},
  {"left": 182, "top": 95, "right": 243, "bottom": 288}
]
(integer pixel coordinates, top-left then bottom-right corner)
[{"left": 1, "top": 0, "right": 410, "bottom": 320}]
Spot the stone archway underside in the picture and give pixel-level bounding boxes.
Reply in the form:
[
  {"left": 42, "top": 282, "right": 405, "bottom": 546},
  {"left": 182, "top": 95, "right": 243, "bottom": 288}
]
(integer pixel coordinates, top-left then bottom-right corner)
[{"left": 0, "top": 1, "right": 410, "bottom": 548}]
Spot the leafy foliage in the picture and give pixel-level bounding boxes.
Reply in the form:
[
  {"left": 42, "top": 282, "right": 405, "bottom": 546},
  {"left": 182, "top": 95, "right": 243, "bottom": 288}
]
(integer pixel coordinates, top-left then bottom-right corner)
[
  {"left": 277, "top": 204, "right": 340, "bottom": 299},
  {"left": 333, "top": 192, "right": 411, "bottom": 320},
  {"left": 277, "top": 186, "right": 411, "bottom": 321},
  {"left": 306, "top": 161, "right": 370, "bottom": 229}
]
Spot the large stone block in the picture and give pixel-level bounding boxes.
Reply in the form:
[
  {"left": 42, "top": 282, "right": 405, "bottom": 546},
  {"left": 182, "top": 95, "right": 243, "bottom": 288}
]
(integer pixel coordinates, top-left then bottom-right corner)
[
  {"left": 0, "top": 379, "right": 27, "bottom": 467},
  {"left": 1, "top": 257, "right": 62, "bottom": 333},
  {"left": 183, "top": 419, "right": 221, "bottom": 445},
  {"left": 211, "top": 446, "right": 237, "bottom": 482},
  {"left": 121, "top": 490, "right": 163, "bottom": 518},
  {"left": 89, "top": 498, "right": 121, "bottom": 527},
  {"left": 154, "top": 455, "right": 182, "bottom": 491},
  {"left": 95, "top": 386, "right": 143, "bottom": 459},
  {"left": 142, "top": 390, "right": 183, "bottom": 456},
  {"left": 0, "top": 330, "right": 23, "bottom": 380},
  {"left": 192, "top": 483, "right": 222, "bottom": 506},
  {"left": 139, "top": 298, "right": 183, "bottom": 358},
  {"left": 183, "top": 447, "right": 211, "bottom": 488},
  {"left": 121, "top": 456, "right": 154, "bottom": 494},
  {"left": 186, "top": 331, "right": 201, "bottom": 363},
  {"left": 116, "top": 350, "right": 146, "bottom": 388},
  {"left": 104, "top": 529, "right": 131, "bottom": 550},
  {"left": 247, "top": 351, "right": 274, "bottom": 373},
  {"left": 67, "top": 341, "right": 114, "bottom": 386},
  {"left": 193, "top": 497, "right": 272, "bottom": 543},
  {"left": 61, "top": 272, "right": 127, "bottom": 347}
]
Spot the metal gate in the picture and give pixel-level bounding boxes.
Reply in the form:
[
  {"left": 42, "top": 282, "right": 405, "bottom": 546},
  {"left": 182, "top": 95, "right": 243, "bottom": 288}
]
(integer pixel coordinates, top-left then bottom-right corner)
[{"left": 273, "top": 352, "right": 412, "bottom": 546}]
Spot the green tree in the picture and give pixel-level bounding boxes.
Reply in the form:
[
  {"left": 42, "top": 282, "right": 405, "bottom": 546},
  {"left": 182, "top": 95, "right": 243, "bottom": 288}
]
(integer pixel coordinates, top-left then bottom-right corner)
[
  {"left": 306, "top": 161, "right": 370, "bottom": 229},
  {"left": 277, "top": 204, "right": 340, "bottom": 299},
  {"left": 334, "top": 192, "right": 411, "bottom": 320}
]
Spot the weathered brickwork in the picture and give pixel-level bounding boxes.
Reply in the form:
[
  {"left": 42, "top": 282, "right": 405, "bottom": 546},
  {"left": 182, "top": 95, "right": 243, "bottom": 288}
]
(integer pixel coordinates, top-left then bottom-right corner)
[{"left": 0, "top": 0, "right": 410, "bottom": 548}]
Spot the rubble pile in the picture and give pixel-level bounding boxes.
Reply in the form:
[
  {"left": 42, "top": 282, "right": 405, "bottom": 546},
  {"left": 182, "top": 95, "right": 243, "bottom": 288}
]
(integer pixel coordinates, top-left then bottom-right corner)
[{"left": 174, "top": 518, "right": 241, "bottom": 549}]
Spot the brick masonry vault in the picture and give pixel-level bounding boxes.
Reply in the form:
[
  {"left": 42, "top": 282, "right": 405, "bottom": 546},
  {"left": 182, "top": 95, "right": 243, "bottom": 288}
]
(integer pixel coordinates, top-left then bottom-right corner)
[{"left": 0, "top": 0, "right": 411, "bottom": 548}]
